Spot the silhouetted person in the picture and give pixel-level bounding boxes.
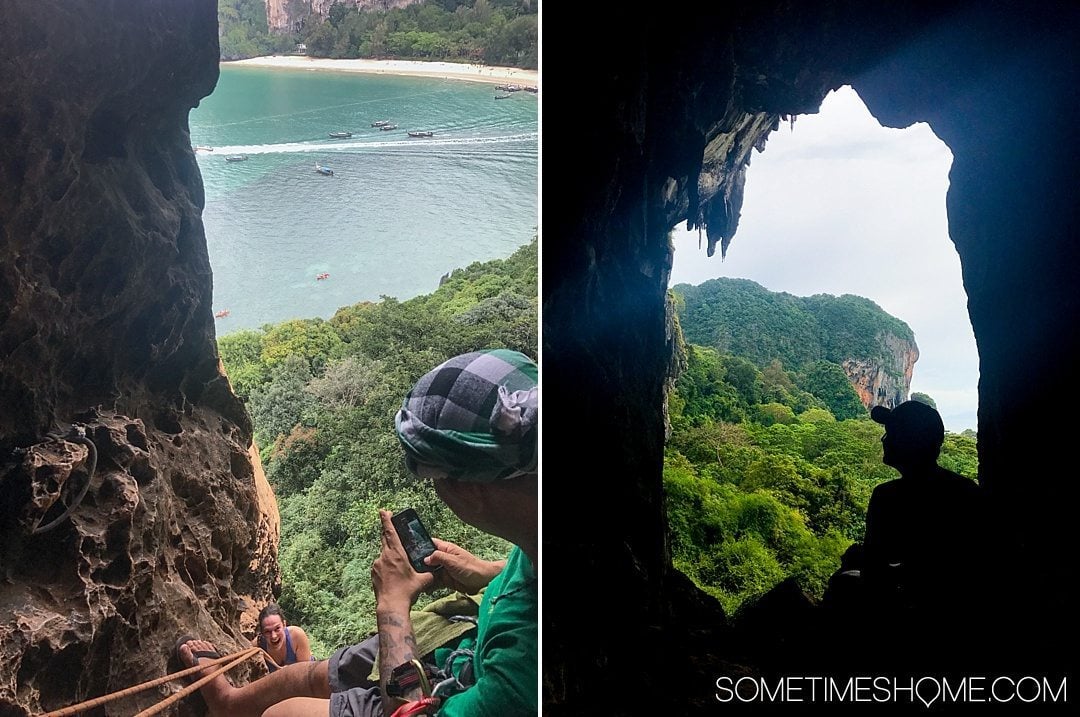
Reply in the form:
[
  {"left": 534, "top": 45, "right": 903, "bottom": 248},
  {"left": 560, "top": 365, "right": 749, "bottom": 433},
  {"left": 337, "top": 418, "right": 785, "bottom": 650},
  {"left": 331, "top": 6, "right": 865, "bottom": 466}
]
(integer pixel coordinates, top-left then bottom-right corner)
[{"left": 861, "top": 400, "right": 987, "bottom": 669}]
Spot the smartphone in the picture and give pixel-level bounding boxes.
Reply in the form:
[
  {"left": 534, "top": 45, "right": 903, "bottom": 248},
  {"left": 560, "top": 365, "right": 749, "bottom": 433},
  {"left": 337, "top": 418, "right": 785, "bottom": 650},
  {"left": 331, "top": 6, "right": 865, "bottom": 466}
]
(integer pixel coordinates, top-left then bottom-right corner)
[{"left": 391, "top": 508, "right": 441, "bottom": 573}]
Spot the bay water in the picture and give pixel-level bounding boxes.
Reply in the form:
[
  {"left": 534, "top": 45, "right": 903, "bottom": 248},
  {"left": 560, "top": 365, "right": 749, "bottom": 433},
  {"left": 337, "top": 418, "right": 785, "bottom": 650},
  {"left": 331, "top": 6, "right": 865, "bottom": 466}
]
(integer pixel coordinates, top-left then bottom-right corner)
[{"left": 189, "top": 65, "right": 538, "bottom": 333}]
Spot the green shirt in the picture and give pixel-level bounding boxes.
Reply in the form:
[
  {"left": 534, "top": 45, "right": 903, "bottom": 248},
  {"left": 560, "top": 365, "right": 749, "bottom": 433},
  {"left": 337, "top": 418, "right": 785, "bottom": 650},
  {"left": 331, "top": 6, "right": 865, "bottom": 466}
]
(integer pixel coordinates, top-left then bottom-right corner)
[{"left": 436, "top": 547, "right": 537, "bottom": 717}]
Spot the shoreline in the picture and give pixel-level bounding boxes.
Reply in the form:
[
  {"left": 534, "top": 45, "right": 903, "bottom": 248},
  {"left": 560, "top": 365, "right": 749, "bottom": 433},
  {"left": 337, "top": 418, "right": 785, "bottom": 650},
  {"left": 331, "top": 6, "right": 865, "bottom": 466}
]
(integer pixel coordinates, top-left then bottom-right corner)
[{"left": 226, "top": 56, "right": 538, "bottom": 87}]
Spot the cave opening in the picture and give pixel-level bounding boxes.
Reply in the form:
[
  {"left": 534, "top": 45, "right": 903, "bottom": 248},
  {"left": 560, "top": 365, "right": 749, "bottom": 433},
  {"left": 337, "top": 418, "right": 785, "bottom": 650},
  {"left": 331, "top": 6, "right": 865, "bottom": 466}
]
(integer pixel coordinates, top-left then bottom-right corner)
[
  {"left": 670, "top": 85, "right": 976, "bottom": 431},
  {"left": 662, "top": 81, "right": 984, "bottom": 646}
]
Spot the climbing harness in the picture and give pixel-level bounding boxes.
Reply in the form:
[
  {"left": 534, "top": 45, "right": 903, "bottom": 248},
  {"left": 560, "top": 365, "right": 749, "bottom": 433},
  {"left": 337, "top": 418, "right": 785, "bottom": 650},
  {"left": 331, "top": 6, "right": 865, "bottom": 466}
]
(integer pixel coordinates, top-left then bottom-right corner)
[
  {"left": 388, "top": 659, "right": 442, "bottom": 717},
  {"left": 431, "top": 646, "right": 475, "bottom": 698},
  {"left": 29, "top": 425, "right": 98, "bottom": 535},
  {"left": 40, "top": 645, "right": 263, "bottom": 717}
]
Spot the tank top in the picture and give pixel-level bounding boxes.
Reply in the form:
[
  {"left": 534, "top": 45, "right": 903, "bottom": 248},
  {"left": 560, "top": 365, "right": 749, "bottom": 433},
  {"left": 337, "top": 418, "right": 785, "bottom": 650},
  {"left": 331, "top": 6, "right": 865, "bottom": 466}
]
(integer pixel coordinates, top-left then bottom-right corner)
[{"left": 258, "top": 626, "right": 298, "bottom": 673}]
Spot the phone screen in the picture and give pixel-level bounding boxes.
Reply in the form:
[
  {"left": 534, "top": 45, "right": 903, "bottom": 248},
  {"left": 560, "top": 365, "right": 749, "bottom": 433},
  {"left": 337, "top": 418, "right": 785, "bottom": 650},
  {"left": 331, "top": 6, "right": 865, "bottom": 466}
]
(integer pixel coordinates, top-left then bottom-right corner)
[{"left": 392, "top": 509, "right": 439, "bottom": 573}]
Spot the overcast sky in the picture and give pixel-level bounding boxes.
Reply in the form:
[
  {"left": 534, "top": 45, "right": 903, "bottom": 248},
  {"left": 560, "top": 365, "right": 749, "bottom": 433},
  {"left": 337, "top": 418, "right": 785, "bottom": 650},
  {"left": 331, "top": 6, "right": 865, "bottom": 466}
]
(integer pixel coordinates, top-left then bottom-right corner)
[{"left": 668, "top": 86, "right": 979, "bottom": 432}]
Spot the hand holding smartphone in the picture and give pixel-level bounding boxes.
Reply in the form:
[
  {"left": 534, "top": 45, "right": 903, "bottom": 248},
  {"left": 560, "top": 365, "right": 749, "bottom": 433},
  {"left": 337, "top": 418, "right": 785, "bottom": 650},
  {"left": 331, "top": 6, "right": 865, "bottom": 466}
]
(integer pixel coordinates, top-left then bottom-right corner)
[{"left": 391, "top": 508, "right": 441, "bottom": 573}]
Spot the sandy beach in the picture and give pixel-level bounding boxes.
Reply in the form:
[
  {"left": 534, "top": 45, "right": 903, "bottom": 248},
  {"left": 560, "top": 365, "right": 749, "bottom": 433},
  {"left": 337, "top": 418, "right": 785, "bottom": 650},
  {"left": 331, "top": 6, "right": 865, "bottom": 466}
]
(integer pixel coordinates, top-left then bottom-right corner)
[{"left": 228, "top": 56, "right": 538, "bottom": 87}]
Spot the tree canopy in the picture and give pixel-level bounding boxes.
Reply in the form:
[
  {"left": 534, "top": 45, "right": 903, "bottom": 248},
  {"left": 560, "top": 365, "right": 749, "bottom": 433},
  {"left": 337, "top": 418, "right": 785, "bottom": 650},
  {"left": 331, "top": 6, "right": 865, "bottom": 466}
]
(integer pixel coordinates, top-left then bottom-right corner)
[
  {"left": 218, "top": 0, "right": 295, "bottom": 59},
  {"left": 218, "top": 0, "right": 538, "bottom": 68},
  {"left": 665, "top": 284, "right": 974, "bottom": 616},
  {"left": 218, "top": 239, "right": 536, "bottom": 654},
  {"left": 666, "top": 344, "right": 978, "bottom": 616},
  {"left": 673, "top": 278, "right": 915, "bottom": 379}
]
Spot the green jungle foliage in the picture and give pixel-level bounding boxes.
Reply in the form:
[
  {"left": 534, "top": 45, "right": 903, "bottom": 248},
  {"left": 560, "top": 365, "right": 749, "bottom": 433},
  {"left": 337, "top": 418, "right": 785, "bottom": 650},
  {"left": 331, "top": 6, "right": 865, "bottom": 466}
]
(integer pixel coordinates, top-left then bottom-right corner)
[
  {"left": 304, "top": 0, "right": 537, "bottom": 68},
  {"left": 910, "top": 391, "right": 937, "bottom": 409},
  {"left": 218, "top": 239, "right": 536, "bottom": 656},
  {"left": 666, "top": 340, "right": 977, "bottom": 618},
  {"left": 673, "top": 278, "right": 915, "bottom": 380},
  {"left": 219, "top": 1, "right": 538, "bottom": 69},
  {"left": 219, "top": 0, "right": 296, "bottom": 60}
]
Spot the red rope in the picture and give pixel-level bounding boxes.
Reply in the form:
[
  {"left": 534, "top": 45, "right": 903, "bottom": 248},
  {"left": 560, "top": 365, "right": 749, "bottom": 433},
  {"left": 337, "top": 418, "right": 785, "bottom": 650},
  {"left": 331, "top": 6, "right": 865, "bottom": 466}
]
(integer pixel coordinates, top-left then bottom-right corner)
[{"left": 391, "top": 696, "right": 441, "bottom": 717}]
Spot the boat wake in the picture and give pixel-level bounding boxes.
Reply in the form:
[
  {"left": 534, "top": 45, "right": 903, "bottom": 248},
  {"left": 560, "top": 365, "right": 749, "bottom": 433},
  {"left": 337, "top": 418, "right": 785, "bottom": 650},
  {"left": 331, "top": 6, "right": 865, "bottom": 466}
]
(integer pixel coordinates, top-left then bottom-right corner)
[
  {"left": 195, "top": 87, "right": 456, "bottom": 130},
  {"left": 202, "top": 132, "right": 537, "bottom": 157}
]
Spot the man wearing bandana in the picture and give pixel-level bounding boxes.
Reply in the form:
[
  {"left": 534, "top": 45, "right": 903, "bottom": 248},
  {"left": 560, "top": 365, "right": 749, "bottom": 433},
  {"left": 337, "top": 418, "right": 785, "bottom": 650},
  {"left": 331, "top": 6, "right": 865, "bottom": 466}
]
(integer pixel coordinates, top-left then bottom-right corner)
[{"left": 176, "top": 350, "right": 538, "bottom": 717}]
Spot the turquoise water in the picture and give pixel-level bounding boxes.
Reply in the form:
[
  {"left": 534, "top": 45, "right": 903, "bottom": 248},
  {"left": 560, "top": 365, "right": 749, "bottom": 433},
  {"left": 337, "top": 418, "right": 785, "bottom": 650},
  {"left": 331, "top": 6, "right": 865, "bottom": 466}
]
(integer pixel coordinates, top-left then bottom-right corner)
[{"left": 189, "top": 65, "right": 538, "bottom": 332}]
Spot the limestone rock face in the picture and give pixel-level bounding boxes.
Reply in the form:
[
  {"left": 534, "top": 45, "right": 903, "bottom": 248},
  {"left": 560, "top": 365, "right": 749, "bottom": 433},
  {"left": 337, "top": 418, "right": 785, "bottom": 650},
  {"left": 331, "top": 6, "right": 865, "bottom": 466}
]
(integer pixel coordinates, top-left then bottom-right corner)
[
  {"left": 0, "top": 1, "right": 278, "bottom": 714},
  {"left": 842, "top": 333, "right": 918, "bottom": 410},
  {"left": 0, "top": 412, "right": 277, "bottom": 716},
  {"left": 239, "top": 444, "right": 282, "bottom": 638},
  {"left": 265, "top": 0, "right": 423, "bottom": 33}
]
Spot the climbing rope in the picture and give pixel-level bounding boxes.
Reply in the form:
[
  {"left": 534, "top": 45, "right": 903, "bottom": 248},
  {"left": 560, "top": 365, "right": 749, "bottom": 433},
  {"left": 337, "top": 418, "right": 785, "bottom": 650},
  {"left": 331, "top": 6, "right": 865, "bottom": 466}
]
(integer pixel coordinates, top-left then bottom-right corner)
[
  {"left": 133, "top": 647, "right": 261, "bottom": 717},
  {"left": 390, "top": 696, "right": 441, "bottom": 717},
  {"left": 431, "top": 647, "right": 474, "bottom": 698},
  {"left": 40, "top": 645, "right": 262, "bottom": 717},
  {"left": 30, "top": 426, "right": 98, "bottom": 535}
]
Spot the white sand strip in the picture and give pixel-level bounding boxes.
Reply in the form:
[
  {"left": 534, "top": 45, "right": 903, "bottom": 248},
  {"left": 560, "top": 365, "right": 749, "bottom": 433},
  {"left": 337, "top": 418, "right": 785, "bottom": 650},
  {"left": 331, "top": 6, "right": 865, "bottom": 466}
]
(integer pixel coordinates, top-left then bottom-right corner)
[{"left": 226, "top": 56, "right": 538, "bottom": 87}]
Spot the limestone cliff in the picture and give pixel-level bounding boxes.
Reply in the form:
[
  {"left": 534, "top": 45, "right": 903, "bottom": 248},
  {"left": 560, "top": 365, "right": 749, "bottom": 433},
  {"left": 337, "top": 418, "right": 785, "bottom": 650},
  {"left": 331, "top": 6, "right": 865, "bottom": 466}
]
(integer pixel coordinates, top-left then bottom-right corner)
[
  {"left": 674, "top": 278, "right": 919, "bottom": 410},
  {"left": 240, "top": 443, "right": 282, "bottom": 637},
  {"left": 842, "top": 332, "right": 918, "bottom": 410},
  {"left": 266, "top": 0, "right": 422, "bottom": 33},
  {"left": 0, "top": 1, "right": 278, "bottom": 714}
]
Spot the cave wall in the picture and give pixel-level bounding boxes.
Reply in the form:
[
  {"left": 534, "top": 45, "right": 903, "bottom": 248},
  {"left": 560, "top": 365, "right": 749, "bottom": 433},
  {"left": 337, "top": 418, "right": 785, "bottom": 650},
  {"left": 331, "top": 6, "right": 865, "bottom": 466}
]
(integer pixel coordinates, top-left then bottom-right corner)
[
  {"left": 545, "top": 1, "right": 1078, "bottom": 712},
  {"left": 851, "top": 9, "right": 1080, "bottom": 662},
  {"left": 0, "top": 2, "right": 278, "bottom": 715}
]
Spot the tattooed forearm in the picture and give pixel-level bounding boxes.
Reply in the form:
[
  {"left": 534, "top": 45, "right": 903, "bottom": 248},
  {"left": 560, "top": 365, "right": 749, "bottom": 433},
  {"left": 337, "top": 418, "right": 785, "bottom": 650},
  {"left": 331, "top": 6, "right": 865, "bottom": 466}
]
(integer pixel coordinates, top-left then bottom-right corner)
[
  {"left": 377, "top": 606, "right": 422, "bottom": 705},
  {"left": 377, "top": 621, "right": 418, "bottom": 659},
  {"left": 378, "top": 613, "right": 405, "bottom": 628}
]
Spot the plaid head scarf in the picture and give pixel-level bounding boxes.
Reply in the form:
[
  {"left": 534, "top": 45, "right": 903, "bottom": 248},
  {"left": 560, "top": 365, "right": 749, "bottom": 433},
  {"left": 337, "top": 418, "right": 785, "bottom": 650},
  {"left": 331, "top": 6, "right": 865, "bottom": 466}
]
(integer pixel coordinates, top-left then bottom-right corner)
[{"left": 394, "top": 349, "right": 538, "bottom": 482}]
